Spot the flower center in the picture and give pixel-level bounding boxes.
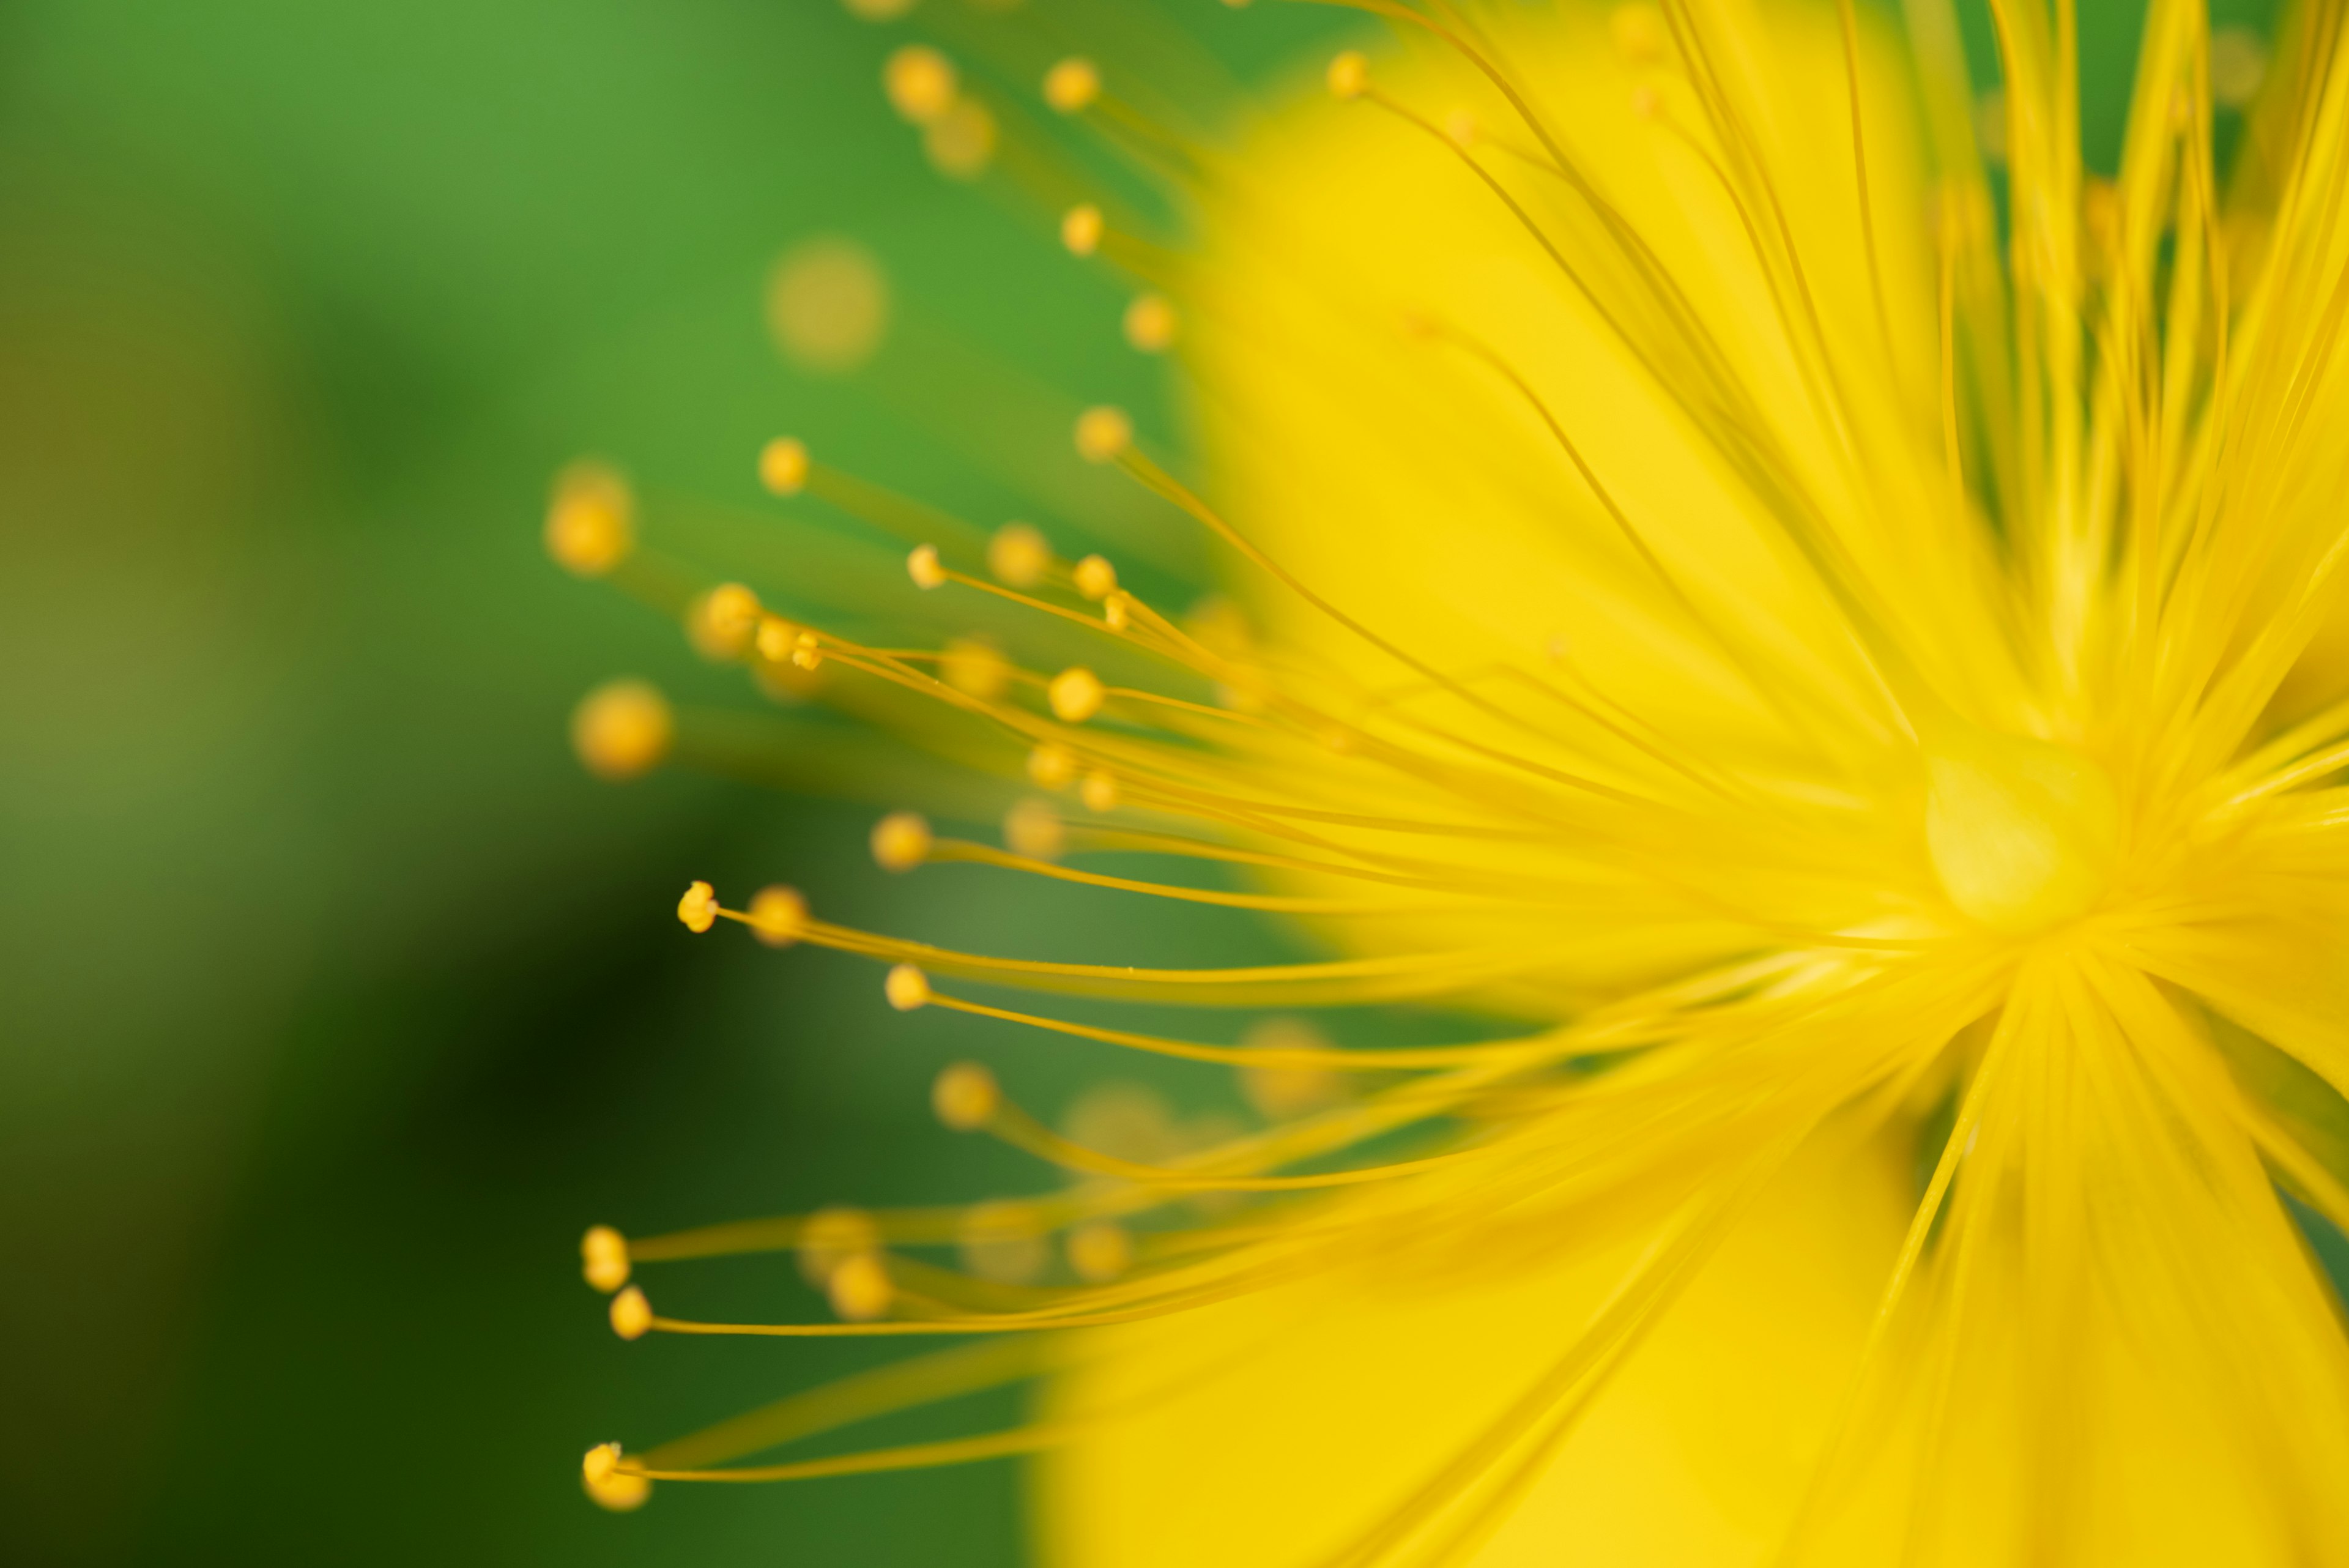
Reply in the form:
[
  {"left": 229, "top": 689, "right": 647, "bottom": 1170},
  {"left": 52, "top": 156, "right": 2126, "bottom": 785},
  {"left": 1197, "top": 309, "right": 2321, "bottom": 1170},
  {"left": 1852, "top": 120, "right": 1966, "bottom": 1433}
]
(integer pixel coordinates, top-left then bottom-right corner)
[{"left": 1924, "top": 726, "right": 2119, "bottom": 935}]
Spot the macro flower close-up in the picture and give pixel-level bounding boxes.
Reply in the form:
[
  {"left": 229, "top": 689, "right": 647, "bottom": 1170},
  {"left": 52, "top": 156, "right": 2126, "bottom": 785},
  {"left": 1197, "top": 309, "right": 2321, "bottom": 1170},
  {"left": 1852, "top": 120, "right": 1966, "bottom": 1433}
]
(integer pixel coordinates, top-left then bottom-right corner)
[
  {"left": 554, "top": 0, "right": 2349, "bottom": 1562},
  {"left": 13, "top": 1, "right": 2349, "bottom": 1566}
]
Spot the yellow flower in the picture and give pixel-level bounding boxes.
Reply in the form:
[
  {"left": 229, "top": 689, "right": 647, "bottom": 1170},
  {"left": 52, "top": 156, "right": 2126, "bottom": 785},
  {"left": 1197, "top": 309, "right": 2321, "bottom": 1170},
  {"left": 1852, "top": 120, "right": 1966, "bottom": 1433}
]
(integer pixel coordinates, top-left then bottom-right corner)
[{"left": 555, "top": 0, "right": 2349, "bottom": 1559}]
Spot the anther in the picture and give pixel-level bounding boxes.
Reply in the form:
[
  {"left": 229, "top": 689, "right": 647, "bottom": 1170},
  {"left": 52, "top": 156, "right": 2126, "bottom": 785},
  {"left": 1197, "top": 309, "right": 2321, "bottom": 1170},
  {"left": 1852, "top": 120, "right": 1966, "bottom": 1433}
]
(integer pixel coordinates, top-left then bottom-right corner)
[
  {"left": 1080, "top": 769, "right": 1119, "bottom": 813},
  {"left": 826, "top": 1252, "right": 894, "bottom": 1322},
  {"left": 790, "top": 630, "right": 823, "bottom": 671},
  {"left": 988, "top": 522, "right": 1051, "bottom": 588},
  {"left": 755, "top": 615, "right": 799, "bottom": 663},
  {"left": 796, "top": 1208, "right": 880, "bottom": 1287},
  {"left": 688, "top": 582, "right": 762, "bottom": 661},
  {"left": 1239, "top": 1017, "right": 1348, "bottom": 1120},
  {"left": 749, "top": 885, "right": 809, "bottom": 948},
  {"left": 1072, "top": 554, "right": 1118, "bottom": 601},
  {"left": 1074, "top": 407, "right": 1132, "bottom": 463},
  {"left": 759, "top": 436, "right": 810, "bottom": 496},
  {"left": 571, "top": 680, "right": 672, "bottom": 781},
  {"left": 943, "top": 637, "right": 1011, "bottom": 700},
  {"left": 610, "top": 1285, "right": 653, "bottom": 1340},
  {"left": 545, "top": 462, "right": 635, "bottom": 577},
  {"left": 884, "top": 45, "right": 957, "bottom": 125},
  {"left": 677, "top": 881, "right": 719, "bottom": 934},
  {"left": 1028, "top": 741, "right": 1078, "bottom": 789},
  {"left": 908, "top": 543, "right": 947, "bottom": 589},
  {"left": 933, "top": 1062, "right": 1001, "bottom": 1130},
  {"left": 1122, "top": 294, "right": 1178, "bottom": 352},
  {"left": 1048, "top": 666, "right": 1106, "bottom": 723},
  {"left": 1103, "top": 592, "right": 1130, "bottom": 631},
  {"left": 581, "top": 1225, "right": 630, "bottom": 1293},
  {"left": 1326, "top": 51, "right": 1370, "bottom": 101},
  {"left": 582, "top": 1443, "right": 650, "bottom": 1512},
  {"left": 872, "top": 811, "right": 933, "bottom": 871},
  {"left": 844, "top": 0, "right": 915, "bottom": 17},
  {"left": 924, "top": 98, "right": 996, "bottom": 180},
  {"left": 1066, "top": 1220, "right": 1132, "bottom": 1283},
  {"left": 1061, "top": 204, "right": 1104, "bottom": 258},
  {"left": 1005, "top": 797, "right": 1066, "bottom": 860},
  {"left": 959, "top": 1202, "right": 1048, "bottom": 1284},
  {"left": 885, "top": 962, "right": 932, "bottom": 1011},
  {"left": 1044, "top": 58, "right": 1101, "bottom": 114}
]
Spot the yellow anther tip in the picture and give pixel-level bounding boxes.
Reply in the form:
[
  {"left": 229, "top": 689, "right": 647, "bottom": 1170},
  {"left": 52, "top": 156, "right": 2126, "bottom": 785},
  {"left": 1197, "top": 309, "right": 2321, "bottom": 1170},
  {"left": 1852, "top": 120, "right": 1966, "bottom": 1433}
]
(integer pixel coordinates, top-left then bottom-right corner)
[
  {"left": 1044, "top": 58, "right": 1101, "bottom": 114},
  {"left": 687, "top": 582, "right": 763, "bottom": 661},
  {"left": 754, "top": 615, "right": 799, "bottom": 664},
  {"left": 1067, "top": 1220, "right": 1133, "bottom": 1283},
  {"left": 609, "top": 1285, "right": 653, "bottom": 1340},
  {"left": 749, "top": 885, "right": 809, "bottom": 948},
  {"left": 677, "top": 880, "right": 719, "bottom": 934},
  {"left": 884, "top": 44, "right": 957, "bottom": 125},
  {"left": 907, "top": 543, "right": 947, "bottom": 589},
  {"left": 1074, "top": 406, "right": 1132, "bottom": 463},
  {"left": 924, "top": 98, "right": 996, "bottom": 180},
  {"left": 1327, "top": 51, "right": 1370, "bottom": 100},
  {"left": 1005, "top": 797, "right": 1066, "bottom": 860},
  {"left": 581, "top": 1225, "right": 631, "bottom": 1293},
  {"left": 545, "top": 462, "right": 636, "bottom": 577},
  {"left": 1048, "top": 666, "right": 1106, "bottom": 723},
  {"left": 1103, "top": 591, "right": 1130, "bottom": 631},
  {"left": 844, "top": 0, "right": 915, "bottom": 17},
  {"left": 988, "top": 522, "right": 1052, "bottom": 588},
  {"left": 571, "top": 680, "right": 673, "bottom": 781},
  {"left": 941, "top": 636, "right": 1011, "bottom": 700},
  {"left": 582, "top": 1444, "right": 650, "bottom": 1512},
  {"left": 759, "top": 436, "right": 810, "bottom": 496},
  {"left": 1072, "top": 554, "right": 1118, "bottom": 601},
  {"left": 1080, "top": 768, "right": 1119, "bottom": 814},
  {"left": 1123, "top": 294, "right": 1178, "bottom": 354},
  {"left": 885, "top": 962, "right": 932, "bottom": 1011},
  {"left": 933, "top": 1061, "right": 1000, "bottom": 1130},
  {"left": 826, "top": 1252, "right": 894, "bottom": 1322},
  {"left": 1028, "top": 741, "right": 1078, "bottom": 790},
  {"left": 871, "top": 811, "right": 933, "bottom": 872},
  {"left": 1060, "top": 204, "right": 1104, "bottom": 258}
]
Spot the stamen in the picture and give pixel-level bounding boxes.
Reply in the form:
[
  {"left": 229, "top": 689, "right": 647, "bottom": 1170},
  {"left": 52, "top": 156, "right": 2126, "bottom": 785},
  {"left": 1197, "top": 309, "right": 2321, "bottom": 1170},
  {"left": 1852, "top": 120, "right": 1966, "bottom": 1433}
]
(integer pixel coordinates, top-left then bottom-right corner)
[
  {"left": 582, "top": 1443, "right": 650, "bottom": 1512},
  {"left": 1072, "top": 554, "right": 1118, "bottom": 601},
  {"left": 1048, "top": 667, "right": 1106, "bottom": 722},
  {"left": 828, "top": 1252, "right": 896, "bottom": 1322},
  {"left": 1060, "top": 204, "right": 1104, "bottom": 258},
  {"left": 886, "top": 963, "right": 932, "bottom": 1011},
  {"left": 1043, "top": 58, "right": 1101, "bottom": 115},
  {"left": 611, "top": 1285, "right": 654, "bottom": 1340},
  {"left": 907, "top": 543, "right": 947, "bottom": 589},
  {"left": 1066, "top": 1221, "right": 1133, "bottom": 1282},
  {"left": 883, "top": 45, "right": 957, "bottom": 127},
  {"left": 677, "top": 881, "right": 719, "bottom": 934},
  {"left": 757, "top": 436, "right": 809, "bottom": 496},
  {"left": 571, "top": 680, "right": 672, "bottom": 781},
  {"left": 748, "top": 885, "right": 809, "bottom": 948},
  {"left": 872, "top": 811, "right": 933, "bottom": 872},
  {"left": 932, "top": 1061, "right": 1001, "bottom": 1131},
  {"left": 581, "top": 1225, "right": 630, "bottom": 1293},
  {"left": 1004, "top": 798, "right": 1067, "bottom": 860},
  {"left": 988, "top": 522, "right": 1053, "bottom": 587},
  {"left": 1122, "top": 295, "right": 1178, "bottom": 352},
  {"left": 546, "top": 462, "right": 634, "bottom": 577}
]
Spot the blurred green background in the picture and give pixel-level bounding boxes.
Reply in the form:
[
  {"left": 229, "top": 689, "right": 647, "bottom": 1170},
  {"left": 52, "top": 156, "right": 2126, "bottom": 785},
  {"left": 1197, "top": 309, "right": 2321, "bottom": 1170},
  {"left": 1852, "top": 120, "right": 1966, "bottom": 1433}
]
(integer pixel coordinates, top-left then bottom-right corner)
[{"left": 2, "top": 1, "right": 2331, "bottom": 1566}]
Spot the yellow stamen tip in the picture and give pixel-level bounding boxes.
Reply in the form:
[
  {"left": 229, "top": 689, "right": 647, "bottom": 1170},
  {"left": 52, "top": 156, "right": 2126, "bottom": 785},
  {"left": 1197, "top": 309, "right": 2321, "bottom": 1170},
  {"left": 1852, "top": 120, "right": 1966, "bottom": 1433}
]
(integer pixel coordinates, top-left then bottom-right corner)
[
  {"left": 1005, "top": 797, "right": 1066, "bottom": 860},
  {"left": 1043, "top": 58, "right": 1101, "bottom": 114},
  {"left": 908, "top": 543, "right": 947, "bottom": 589},
  {"left": 571, "top": 680, "right": 672, "bottom": 781},
  {"left": 871, "top": 811, "right": 933, "bottom": 872},
  {"left": 884, "top": 44, "right": 957, "bottom": 125},
  {"left": 1122, "top": 293, "right": 1178, "bottom": 352},
  {"left": 754, "top": 614, "right": 800, "bottom": 664},
  {"left": 933, "top": 1061, "right": 1000, "bottom": 1130},
  {"left": 759, "top": 436, "right": 810, "bottom": 496},
  {"left": 1074, "top": 406, "right": 1131, "bottom": 463},
  {"left": 1080, "top": 768, "right": 1119, "bottom": 813},
  {"left": 686, "top": 582, "right": 762, "bottom": 661},
  {"left": 677, "top": 880, "right": 719, "bottom": 935},
  {"left": 1103, "top": 591, "right": 1131, "bottom": 631},
  {"left": 582, "top": 1444, "right": 650, "bottom": 1512},
  {"left": 844, "top": 0, "right": 915, "bottom": 17},
  {"left": 826, "top": 1251, "right": 894, "bottom": 1322},
  {"left": 1067, "top": 1219, "right": 1133, "bottom": 1283},
  {"left": 924, "top": 98, "right": 997, "bottom": 180},
  {"left": 988, "top": 522, "right": 1052, "bottom": 588},
  {"left": 1072, "top": 554, "right": 1118, "bottom": 601},
  {"left": 1060, "top": 204, "right": 1104, "bottom": 258},
  {"left": 1326, "top": 51, "right": 1369, "bottom": 101},
  {"left": 885, "top": 962, "right": 932, "bottom": 1011},
  {"left": 1048, "top": 666, "right": 1106, "bottom": 723},
  {"left": 545, "top": 461, "right": 636, "bottom": 577},
  {"left": 942, "top": 636, "right": 1011, "bottom": 700},
  {"left": 797, "top": 1208, "right": 881, "bottom": 1287},
  {"left": 609, "top": 1285, "right": 653, "bottom": 1340},
  {"left": 1028, "top": 741, "right": 1078, "bottom": 790},
  {"left": 581, "top": 1225, "right": 630, "bottom": 1293},
  {"left": 748, "top": 885, "right": 809, "bottom": 948}
]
